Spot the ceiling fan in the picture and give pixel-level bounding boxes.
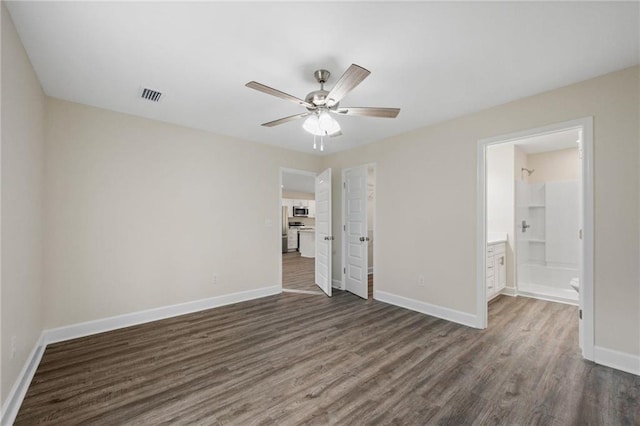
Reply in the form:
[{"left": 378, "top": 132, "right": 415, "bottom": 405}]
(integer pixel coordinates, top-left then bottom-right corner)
[{"left": 246, "top": 64, "right": 400, "bottom": 148}]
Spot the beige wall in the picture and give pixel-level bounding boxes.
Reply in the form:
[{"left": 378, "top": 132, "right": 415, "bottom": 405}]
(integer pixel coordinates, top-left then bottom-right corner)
[
  {"left": 1, "top": 4, "right": 46, "bottom": 404},
  {"left": 486, "top": 144, "right": 515, "bottom": 288},
  {"left": 324, "top": 66, "right": 640, "bottom": 356},
  {"left": 527, "top": 147, "right": 580, "bottom": 183},
  {"left": 512, "top": 147, "right": 528, "bottom": 287},
  {"left": 514, "top": 146, "right": 528, "bottom": 184},
  {"left": 44, "top": 99, "right": 321, "bottom": 328}
]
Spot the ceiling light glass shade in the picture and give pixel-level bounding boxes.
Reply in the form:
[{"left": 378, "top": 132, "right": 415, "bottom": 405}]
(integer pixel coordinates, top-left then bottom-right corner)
[{"left": 303, "top": 111, "right": 341, "bottom": 136}]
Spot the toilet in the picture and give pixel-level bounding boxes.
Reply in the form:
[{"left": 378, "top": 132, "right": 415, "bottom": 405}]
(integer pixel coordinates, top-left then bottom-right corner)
[{"left": 569, "top": 277, "right": 580, "bottom": 293}]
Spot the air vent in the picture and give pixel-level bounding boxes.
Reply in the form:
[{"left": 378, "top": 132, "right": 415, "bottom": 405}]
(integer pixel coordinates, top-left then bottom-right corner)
[{"left": 141, "top": 88, "right": 162, "bottom": 102}]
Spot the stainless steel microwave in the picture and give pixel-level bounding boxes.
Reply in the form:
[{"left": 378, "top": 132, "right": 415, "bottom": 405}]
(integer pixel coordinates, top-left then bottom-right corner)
[{"left": 292, "top": 206, "right": 309, "bottom": 217}]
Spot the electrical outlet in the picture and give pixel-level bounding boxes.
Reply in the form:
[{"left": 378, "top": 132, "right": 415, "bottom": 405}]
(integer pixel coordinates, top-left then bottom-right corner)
[
  {"left": 212, "top": 274, "right": 218, "bottom": 285},
  {"left": 11, "top": 336, "right": 16, "bottom": 359},
  {"left": 418, "top": 275, "right": 425, "bottom": 287}
]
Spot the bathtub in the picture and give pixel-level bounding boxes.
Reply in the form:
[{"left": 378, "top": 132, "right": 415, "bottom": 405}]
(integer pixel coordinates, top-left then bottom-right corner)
[{"left": 517, "top": 263, "right": 579, "bottom": 305}]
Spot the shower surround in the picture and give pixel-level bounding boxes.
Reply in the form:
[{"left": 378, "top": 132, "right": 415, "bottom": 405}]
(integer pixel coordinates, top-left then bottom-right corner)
[{"left": 516, "top": 181, "right": 580, "bottom": 304}]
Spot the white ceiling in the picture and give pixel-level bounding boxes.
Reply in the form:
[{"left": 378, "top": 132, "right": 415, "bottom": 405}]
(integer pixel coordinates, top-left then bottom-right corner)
[
  {"left": 514, "top": 128, "right": 581, "bottom": 154},
  {"left": 6, "top": 2, "right": 639, "bottom": 156}
]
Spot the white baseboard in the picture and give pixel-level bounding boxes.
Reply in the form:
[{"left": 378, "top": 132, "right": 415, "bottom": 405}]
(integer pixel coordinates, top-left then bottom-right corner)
[
  {"left": 282, "top": 288, "right": 323, "bottom": 295},
  {"left": 517, "top": 289, "right": 579, "bottom": 306},
  {"left": 332, "top": 279, "right": 344, "bottom": 290},
  {"left": 374, "top": 290, "right": 478, "bottom": 329},
  {"left": 594, "top": 346, "right": 640, "bottom": 376},
  {"left": 500, "top": 287, "right": 517, "bottom": 297},
  {"left": 1, "top": 333, "right": 46, "bottom": 426},
  {"left": 43, "top": 286, "right": 281, "bottom": 344}
]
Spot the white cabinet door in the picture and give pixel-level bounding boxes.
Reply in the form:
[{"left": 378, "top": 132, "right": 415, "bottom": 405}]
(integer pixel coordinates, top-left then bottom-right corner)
[
  {"left": 307, "top": 200, "right": 316, "bottom": 218},
  {"left": 293, "top": 199, "right": 309, "bottom": 207},
  {"left": 282, "top": 199, "right": 294, "bottom": 218},
  {"left": 486, "top": 245, "right": 495, "bottom": 299},
  {"left": 288, "top": 229, "right": 298, "bottom": 249},
  {"left": 495, "top": 246, "right": 506, "bottom": 292},
  {"left": 487, "top": 243, "right": 506, "bottom": 299}
]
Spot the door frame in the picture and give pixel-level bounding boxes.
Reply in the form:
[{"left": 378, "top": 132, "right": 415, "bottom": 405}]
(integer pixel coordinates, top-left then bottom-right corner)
[
  {"left": 476, "top": 117, "right": 594, "bottom": 361},
  {"left": 279, "top": 167, "right": 319, "bottom": 290},
  {"left": 341, "top": 163, "right": 376, "bottom": 296}
]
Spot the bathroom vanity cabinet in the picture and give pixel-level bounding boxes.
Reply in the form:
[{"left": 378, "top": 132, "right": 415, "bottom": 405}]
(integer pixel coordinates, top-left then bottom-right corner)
[{"left": 487, "top": 242, "right": 506, "bottom": 300}]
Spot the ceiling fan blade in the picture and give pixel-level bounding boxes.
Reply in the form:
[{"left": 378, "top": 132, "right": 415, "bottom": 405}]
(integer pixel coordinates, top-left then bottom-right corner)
[
  {"left": 325, "top": 64, "right": 371, "bottom": 107},
  {"left": 246, "top": 81, "right": 315, "bottom": 109},
  {"left": 333, "top": 107, "right": 400, "bottom": 118},
  {"left": 261, "top": 112, "right": 311, "bottom": 127}
]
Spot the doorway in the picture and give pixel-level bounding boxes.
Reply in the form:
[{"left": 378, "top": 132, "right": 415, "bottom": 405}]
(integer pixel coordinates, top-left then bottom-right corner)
[
  {"left": 280, "top": 168, "right": 319, "bottom": 294},
  {"left": 279, "top": 167, "right": 333, "bottom": 296},
  {"left": 477, "top": 118, "right": 594, "bottom": 361},
  {"left": 341, "top": 163, "right": 376, "bottom": 300}
]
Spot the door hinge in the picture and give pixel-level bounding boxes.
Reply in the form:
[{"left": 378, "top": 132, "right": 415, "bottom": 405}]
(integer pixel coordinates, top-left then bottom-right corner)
[
  {"left": 344, "top": 225, "right": 346, "bottom": 231},
  {"left": 579, "top": 229, "right": 583, "bottom": 240},
  {"left": 343, "top": 267, "right": 346, "bottom": 274},
  {"left": 579, "top": 309, "right": 582, "bottom": 320},
  {"left": 343, "top": 182, "right": 346, "bottom": 188}
]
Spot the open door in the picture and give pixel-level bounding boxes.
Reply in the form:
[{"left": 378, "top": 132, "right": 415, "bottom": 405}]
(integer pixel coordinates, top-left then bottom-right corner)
[
  {"left": 315, "top": 168, "right": 332, "bottom": 296},
  {"left": 344, "top": 165, "right": 368, "bottom": 299}
]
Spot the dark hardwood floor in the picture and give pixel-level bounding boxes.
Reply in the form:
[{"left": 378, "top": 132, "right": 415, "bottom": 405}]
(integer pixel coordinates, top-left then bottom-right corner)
[
  {"left": 282, "top": 251, "right": 319, "bottom": 293},
  {"left": 16, "top": 293, "right": 640, "bottom": 425}
]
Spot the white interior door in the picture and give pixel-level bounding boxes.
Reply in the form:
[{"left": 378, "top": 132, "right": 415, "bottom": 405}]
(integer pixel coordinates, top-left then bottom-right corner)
[
  {"left": 315, "top": 168, "right": 332, "bottom": 296},
  {"left": 344, "top": 165, "right": 368, "bottom": 299}
]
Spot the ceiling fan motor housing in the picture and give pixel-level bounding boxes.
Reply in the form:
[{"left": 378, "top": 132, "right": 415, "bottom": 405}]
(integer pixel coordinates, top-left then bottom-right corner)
[
  {"left": 306, "top": 69, "right": 338, "bottom": 110},
  {"left": 305, "top": 89, "right": 338, "bottom": 110}
]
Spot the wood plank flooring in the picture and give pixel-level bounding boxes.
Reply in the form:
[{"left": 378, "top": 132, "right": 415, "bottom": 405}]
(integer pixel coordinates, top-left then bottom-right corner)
[
  {"left": 282, "top": 251, "right": 319, "bottom": 293},
  {"left": 16, "top": 293, "right": 640, "bottom": 425}
]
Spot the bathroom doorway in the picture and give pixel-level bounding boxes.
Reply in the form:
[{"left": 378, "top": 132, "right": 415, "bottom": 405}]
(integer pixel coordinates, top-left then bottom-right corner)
[{"left": 477, "top": 118, "right": 594, "bottom": 361}]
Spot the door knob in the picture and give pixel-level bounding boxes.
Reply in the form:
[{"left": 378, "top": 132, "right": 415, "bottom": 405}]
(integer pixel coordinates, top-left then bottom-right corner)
[{"left": 359, "top": 236, "right": 370, "bottom": 242}]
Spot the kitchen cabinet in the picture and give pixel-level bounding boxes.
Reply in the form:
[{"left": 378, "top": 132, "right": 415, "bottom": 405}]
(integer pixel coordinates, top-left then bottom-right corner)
[
  {"left": 307, "top": 200, "right": 316, "bottom": 218},
  {"left": 292, "top": 199, "right": 309, "bottom": 207},
  {"left": 298, "top": 229, "right": 315, "bottom": 258},
  {"left": 487, "top": 242, "right": 506, "bottom": 300},
  {"left": 287, "top": 228, "right": 298, "bottom": 250},
  {"left": 282, "top": 199, "right": 294, "bottom": 217}
]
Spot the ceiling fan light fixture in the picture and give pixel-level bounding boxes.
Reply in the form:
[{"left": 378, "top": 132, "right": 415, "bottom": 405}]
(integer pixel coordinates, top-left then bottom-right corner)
[
  {"left": 303, "top": 111, "right": 340, "bottom": 137},
  {"left": 319, "top": 110, "right": 340, "bottom": 135}
]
